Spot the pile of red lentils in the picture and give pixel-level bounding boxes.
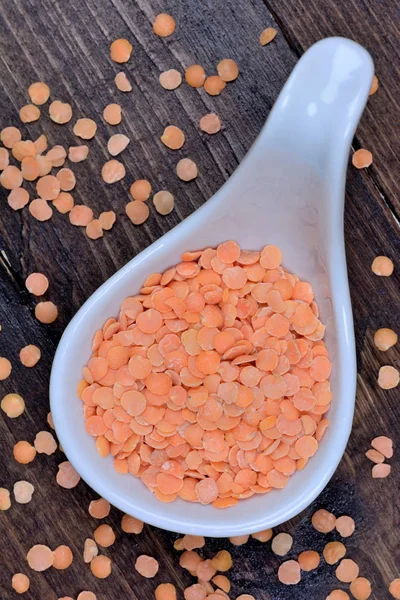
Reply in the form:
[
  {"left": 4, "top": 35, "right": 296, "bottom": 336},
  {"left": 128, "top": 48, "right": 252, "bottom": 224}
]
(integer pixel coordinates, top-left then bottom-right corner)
[{"left": 0, "top": 9, "right": 398, "bottom": 600}]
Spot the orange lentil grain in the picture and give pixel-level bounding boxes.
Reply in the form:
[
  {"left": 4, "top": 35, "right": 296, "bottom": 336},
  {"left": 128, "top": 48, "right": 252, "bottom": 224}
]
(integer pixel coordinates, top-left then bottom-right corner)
[
  {"left": 29, "top": 198, "right": 53, "bottom": 221},
  {"left": 130, "top": 180, "right": 152, "bottom": 201},
  {"left": 89, "top": 498, "right": 110, "bottom": 519},
  {"left": 161, "top": 126, "right": 185, "bottom": 150},
  {"left": 35, "top": 301, "right": 58, "bottom": 323},
  {"left": 349, "top": 577, "right": 372, "bottom": 600},
  {"left": 271, "top": 532, "right": 293, "bottom": 556},
  {"left": 115, "top": 72, "right": 132, "bottom": 92},
  {"left": 312, "top": 509, "right": 336, "bottom": 533},
  {"left": 251, "top": 529, "right": 273, "bottom": 542},
  {"left": 34, "top": 431, "right": 57, "bottom": 455},
  {"left": 126, "top": 200, "right": 149, "bottom": 224},
  {"left": 108, "top": 133, "right": 130, "bottom": 156},
  {"left": 160, "top": 69, "right": 182, "bottom": 90},
  {"left": 21, "top": 156, "right": 40, "bottom": 181},
  {"left": 49, "top": 100, "right": 72, "bottom": 124},
  {"left": 260, "top": 27, "right": 278, "bottom": 45},
  {"left": 53, "top": 192, "right": 74, "bottom": 214},
  {"left": 28, "top": 82, "right": 50, "bottom": 105},
  {"left": 199, "top": 113, "right": 221, "bottom": 134},
  {"left": 335, "top": 516, "right": 355, "bottom": 538},
  {"left": 19, "top": 104, "right": 40, "bottom": 123},
  {"left": 13, "top": 481, "right": 34, "bottom": 504},
  {"left": 12, "top": 573, "right": 30, "bottom": 594},
  {"left": 185, "top": 65, "right": 206, "bottom": 88},
  {"left": 94, "top": 524, "right": 115, "bottom": 547},
  {"left": 153, "top": 14, "right": 176, "bottom": 37},
  {"left": 371, "top": 435, "right": 393, "bottom": 458},
  {"left": 46, "top": 145, "right": 67, "bottom": 167},
  {"left": 389, "top": 579, "right": 400, "bottom": 599},
  {"left": 1, "top": 126, "right": 21, "bottom": 148},
  {"left": 326, "top": 592, "right": 350, "bottom": 600},
  {"left": 110, "top": 39, "right": 133, "bottom": 63},
  {"left": 77, "top": 593, "right": 96, "bottom": 600},
  {"left": 135, "top": 555, "right": 159, "bottom": 577},
  {"left": 13, "top": 441, "right": 36, "bottom": 464},
  {"left": 56, "top": 461, "right": 80, "bottom": 488},
  {"left": 298, "top": 550, "right": 320, "bottom": 571},
  {"left": 373, "top": 328, "right": 397, "bottom": 351},
  {"left": 73, "top": 119, "right": 97, "bottom": 140},
  {"left": 335, "top": 559, "right": 359, "bottom": 583},
  {"left": 369, "top": 75, "right": 378, "bottom": 96},
  {"left": 103, "top": 103, "right": 122, "bottom": 125},
  {"left": 26, "top": 545, "right": 54, "bottom": 571},
  {"left": 278, "top": 560, "right": 301, "bottom": 585},
  {"left": 34, "top": 134, "right": 47, "bottom": 153},
  {"left": 36, "top": 175, "right": 60, "bottom": 200},
  {"left": 153, "top": 190, "right": 175, "bottom": 215},
  {"left": 0, "top": 358, "right": 12, "bottom": 382},
  {"left": 1, "top": 165, "right": 23, "bottom": 189},
  {"left": 83, "top": 538, "right": 98, "bottom": 563},
  {"left": 0, "top": 147, "right": 9, "bottom": 170},
  {"left": 20, "top": 345, "right": 41, "bottom": 367},
  {"left": 69, "top": 204, "right": 94, "bottom": 226},
  {"left": 352, "top": 149, "right": 372, "bottom": 169},
  {"left": 69, "top": 145, "right": 89, "bottom": 162},
  {"left": 121, "top": 514, "right": 144, "bottom": 534},
  {"left": 176, "top": 158, "right": 198, "bottom": 181},
  {"left": 155, "top": 583, "right": 177, "bottom": 600},
  {"left": 372, "top": 463, "right": 391, "bottom": 478},
  {"left": 323, "top": 541, "right": 346, "bottom": 565},
  {"left": 102, "top": 159, "right": 126, "bottom": 184},
  {"left": 371, "top": 255, "right": 394, "bottom": 276},
  {"left": 217, "top": 59, "right": 239, "bottom": 82},
  {"left": 86, "top": 219, "right": 103, "bottom": 240},
  {"left": 378, "top": 365, "right": 399, "bottom": 389},
  {"left": 204, "top": 76, "right": 226, "bottom": 96},
  {"left": 26, "top": 272, "right": 49, "bottom": 295},
  {"left": 0, "top": 487, "right": 11, "bottom": 510},
  {"left": 56, "top": 168, "right": 76, "bottom": 191},
  {"left": 99, "top": 211, "right": 116, "bottom": 230},
  {"left": 1, "top": 393, "right": 24, "bottom": 417},
  {"left": 53, "top": 545, "right": 73, "bottom": 569},
  {"left": 90, "top": 555, "right": 112, "bottom": 578}
]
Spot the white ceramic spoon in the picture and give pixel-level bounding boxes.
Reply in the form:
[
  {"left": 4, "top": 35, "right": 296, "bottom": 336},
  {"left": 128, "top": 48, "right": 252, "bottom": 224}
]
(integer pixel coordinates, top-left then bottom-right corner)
[{"left": 51, "top": 37, "right": 373, "bottom": 536}]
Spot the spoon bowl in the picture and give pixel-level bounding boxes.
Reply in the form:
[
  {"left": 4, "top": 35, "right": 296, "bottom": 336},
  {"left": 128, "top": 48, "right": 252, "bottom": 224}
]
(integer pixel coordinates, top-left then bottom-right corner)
[{"left": 51, "top": 37, "right": 373, "bottom": 536}]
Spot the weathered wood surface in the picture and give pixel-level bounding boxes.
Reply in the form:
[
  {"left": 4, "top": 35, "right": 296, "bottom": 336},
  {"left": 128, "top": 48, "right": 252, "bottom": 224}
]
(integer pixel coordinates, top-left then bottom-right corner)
[{"left": 0, "top": 1, "right": 399, "bottom": 598}]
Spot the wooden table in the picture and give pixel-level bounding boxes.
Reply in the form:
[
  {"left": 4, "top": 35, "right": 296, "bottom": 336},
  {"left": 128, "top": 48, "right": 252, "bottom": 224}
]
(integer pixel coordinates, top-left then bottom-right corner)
[{"left": 0, "top": 1, "right": 399, "bottom": 598}]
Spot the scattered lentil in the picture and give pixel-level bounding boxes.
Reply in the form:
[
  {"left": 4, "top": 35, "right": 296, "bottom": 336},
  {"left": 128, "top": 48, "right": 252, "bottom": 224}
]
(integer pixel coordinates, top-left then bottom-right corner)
[
  {"left": 19, "top": 104, "right": 40, "bottom": 123},
  {"left": 185, "top": 65, "right": 206, "bottom": 88},
  {"left": 135, "top": 555, "right": 159, "bottom": 578},
  {"left": 35, "top": 301, "right": 58, "bottom": 324},
  {"left": 13, "top": 481, "right": 34, "bottom": 504},
  {"left": 53, "top": 192, "right": 74, "bottom": 214},
  {"left": 153, "top": 14, "right": 176, "bottom": 37},
  {"left": 103, "top": 103, "right": 122, "bottom": 125},
  {"left": 217, "top": 59, "right": 239, "bottom": 82},
  {"left": 84, "top": 538, "right": 98, "bottom": 563},
  {"left": 312, "top": 509, "right": 336, "bottom": 533},
  {"left": 1, "top": 393, "right": 25, "bottom": 417},
  {"left": 278, "top": 560, "right": 301, "bottom": 585},
  {"left": 326, "top": 592, "right": 350, "bottom": 600},
  {"left": 153, "top": 190, "right": 175, "bottom": 215},
  {"left": 28, "top": 82, "right": 50, "bottom": 105},
  {"left": 335, "top": 516, "right": 355, "bottom": 538},
  {"left": 69, "top": 145, "right": 89, "bottom": 162},
  {"left": 13, "top": 441, "right": 36, "bottom": 464},
  {"left": 56, "top": 461, "right": 80, "bottom": 488},
  {"left": 89, "top": 498, "right": 110, "bottom": 519},
  {"left": 29, "top": 198, "right": 53, "bottom": 221},
  {"left": 126, "top": 200, "right": 149, "bottom": 224},
  {"left": 352, "top": 149, "right": 373, "bottom": 168},
  {"left": 12, "top": 573, "right": 30, "bottom": 594},
  {"left": 110, "top": 39, "right": 133, "bottom": 63},
  {"left": 49, "top": 101, "right": 72, "bottom": 124},
  {"left": 121, "top": 514, "right": 144, "bottom": 534},
  {"left": 73, "top": 118, "right": 97, "bottom": 140},
  {"left": 378, "top": 365, "right": 399, "bottom": 389},
  {"left": 1, "top": 126, "right": 21, "bottom": 148},
  {"left": 204, "top": 75, "right": 226, "bottom": 96},
  {"left": 323, "top": 541, "right": 346, "bottom": 565},
  {"left": 251, "top": 529, "right": 273, "bottom": 542},
  {"left": 260, "top": 28, "right": 278, "bottom": 45},
  {"left": 335, "top": 559, "right": 359, "bottom": 583},
  {"left": 99, "top": 211, "right": 116, "bottom": 230},
  {"left": 90, "top": 555, "right": 112, "bottom": 578},
  {"left": 372, "top": 463, "right": 391, "bottom": 478},
  {"left": 350, "top": 577, "right": 372, "bottom": 600},
  {"left": 199, "top": 113, "right": 221, "bottom": 134},
  {"left": 155, "top": 583, "right": 177, "bottom": 600},
  {"left": 94, "top": 524, "right": 115, "bottom": 547},
  {"left": 130, "top": 179, "right": 152, "bottom": 201},
  {"left": 0, "top": 488, "right": 11, "bottom": 510},
  {"left": 176, "top": 158, "right": 198, "bottom": 181},
  {"left": 161, "top": 125, "right": 185, "bottom": 149},
  {"left": 102, "top": 159, "right": 126, "bottom": 183},
  {"left": 160, "top": 69, "right": 182, "bottom": 90},
  {"left": 69, "top": 204, "right": 94, "bottom": 226},
  {"left": 115, "top": 72, "right": 132, "bottom": 91},
  {"left": 53, "top": 545, "right": 73, "bottom": 569},
  {"left": 271, "top": 532, "right": 293, "bottom": 556},
  {"left": 369, "top": 75, "right": 379, "bottom": 96},
  {"left": 389, "top": 579, "right": 400, "bottom": 599},
  {"left": 298, "top": 550, "right": 320, "bottom": 571},
  {"left": 26, "top": 272, "right": 49, "bottom": 295},
  {"left": 371, "top": 435, "right": 393, "bottom": 458},
  {"left": 373, "top": 328, "right": 398, "bottom": 351},
  {"left": 371, "top": 256, "right": 394, "bottom": 276},
  {"left": 27, "top": 545, "right": 54, "bottom": 571},
  {"left": 34, "top": 431, "right": 57, "bottom": 455},
  {"left": 229, "top": 536, "right": 249, "bottom": 546}
]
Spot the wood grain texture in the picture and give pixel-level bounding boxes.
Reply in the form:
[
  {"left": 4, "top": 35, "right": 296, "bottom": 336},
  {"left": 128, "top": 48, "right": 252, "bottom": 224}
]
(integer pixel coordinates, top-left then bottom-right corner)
[{"left": 0, "top": 1, "right": 399, "bottom": 599}]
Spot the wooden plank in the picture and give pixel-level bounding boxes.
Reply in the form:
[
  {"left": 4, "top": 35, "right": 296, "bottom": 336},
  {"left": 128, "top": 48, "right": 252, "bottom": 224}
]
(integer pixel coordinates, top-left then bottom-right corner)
[{"left": 0, "top": 1, "right": 399, "bottom": 599}]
